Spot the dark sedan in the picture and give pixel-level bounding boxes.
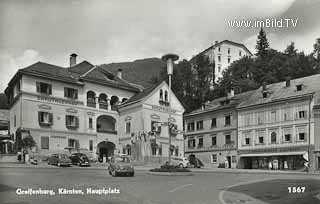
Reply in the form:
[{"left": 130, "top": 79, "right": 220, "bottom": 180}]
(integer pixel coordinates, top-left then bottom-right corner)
[
  {"left": 69, "top": 153, "right": 90, "bottom": 166},
  {"left": 48, "top": 154, "right": 71, "bottom": 167}
]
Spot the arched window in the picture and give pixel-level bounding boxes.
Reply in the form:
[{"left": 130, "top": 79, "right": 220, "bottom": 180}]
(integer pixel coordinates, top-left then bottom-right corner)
[
  {"left": 271, "top": 132, "right": 277, "bottom": 144},
  {"left": 159, "top": 89, "right": 163, "bottom": 100},
  {"left": 98, "top": 93, "right": 108, "bottom": 110},
  {"left": 164, "top": 90, "right": 168, "bottom": 101},
  {"left": 110, "top": 96, "right": 119, "bottom": 111},
  {"left": 87, "top": 91, "right": 96, "bottom": 108}
]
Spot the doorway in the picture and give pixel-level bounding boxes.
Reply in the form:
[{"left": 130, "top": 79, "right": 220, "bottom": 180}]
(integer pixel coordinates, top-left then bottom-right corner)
[{"left": 97, "top": 141, "right": 115, "bottom": 163}]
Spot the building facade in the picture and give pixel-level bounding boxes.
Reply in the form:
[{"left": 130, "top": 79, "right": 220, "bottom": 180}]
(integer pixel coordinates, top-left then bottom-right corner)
[
  {"left": 237, "top": 75, "right": 320, "bottom": 171},
  {"left": 184, "top": 91, "right": 253, "bottom": 168},
  {"left": 4, "top": 54, "right": 184, "bottom": 163},
  {"left": 191, "top": 40, "right": 252, "bottom": 85}
]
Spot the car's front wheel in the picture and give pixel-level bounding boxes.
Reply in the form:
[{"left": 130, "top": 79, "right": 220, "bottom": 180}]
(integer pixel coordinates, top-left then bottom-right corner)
[{"left": 129, "top": 172, "right": 134, "bottom": 177}]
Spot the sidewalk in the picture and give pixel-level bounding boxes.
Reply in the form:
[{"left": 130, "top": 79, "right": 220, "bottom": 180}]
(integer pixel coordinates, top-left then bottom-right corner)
[{"left": 1, "top": 162, "right": 320, "bottom": 175}]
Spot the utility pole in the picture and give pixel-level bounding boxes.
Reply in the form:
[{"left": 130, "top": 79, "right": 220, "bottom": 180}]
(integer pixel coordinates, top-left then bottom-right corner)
[{"left": 161, "top": 53, "right": 179, "bottom": 164}]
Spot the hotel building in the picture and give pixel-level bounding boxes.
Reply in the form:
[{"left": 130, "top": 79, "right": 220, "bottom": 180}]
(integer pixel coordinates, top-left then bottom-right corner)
[
  {"left": 237, "top": 75, "right": 320, "bottom": 171},
  {"left": 4, "top": 54, "right": 184, "bottom": 162}
]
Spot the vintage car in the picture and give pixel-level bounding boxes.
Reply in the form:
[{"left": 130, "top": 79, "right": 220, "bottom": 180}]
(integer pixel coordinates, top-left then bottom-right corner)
[
  {"left": 108, "top": 155, "right": 134, "bottom": 177},
  {"left": 69, "top": 153, "right": 90, "bottom": 166},
  {"left": 48, "top": 154, "right": 71, "bottom": 167},
  {"left": 164, "top": 157, "right": 190, "bottom": 168},
  {"left": 189, "top": 157, "right": 204, "bottom": 168}
]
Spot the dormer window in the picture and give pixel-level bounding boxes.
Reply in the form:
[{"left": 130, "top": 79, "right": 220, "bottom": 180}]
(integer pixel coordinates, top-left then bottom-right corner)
[
  {"left": 263, "top": 92, "right": 268, "bottom": 98},
  {"left": 296, "top": 84, "right": 302, "bottom": 91},
  {"left": 228, "top": 48, "right": 230, "bottom": 54},
  {"left": 164, "top": 90, "right": 168, "bottom": 102},
  {"left": 159, "top": 89, "right": 163, "bottom": 100},
  {"left": 64, "top": 87, "right": 78, "bottom": 99}
]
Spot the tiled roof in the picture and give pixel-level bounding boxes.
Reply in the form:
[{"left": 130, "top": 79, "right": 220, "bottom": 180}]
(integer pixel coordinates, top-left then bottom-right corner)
[
  {"left": 238, "top": 74, "right": 320, "bottom": 108},
  {"left": 68, "top": 61, "right": 94, "bottom": 74}
]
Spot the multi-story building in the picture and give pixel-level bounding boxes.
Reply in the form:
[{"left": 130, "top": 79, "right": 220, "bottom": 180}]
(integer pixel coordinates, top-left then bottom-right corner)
[
  {"left": 4, "top": 54, "right": 184, "bottom": 162},
  {"left": 184, "top": 90, "right": 253, "bottom": 168},
  {"left": 118, "top": 81, "right": 185, "bottom": 164},
  {"left": 237, "top": 75, "right": 320, "bottom": 171},
  {"left": 0, "top": 94, "right": 11, "bottom": 154},
  {"left": 191, "top": 40, "right": 252, "bottom": 85}
]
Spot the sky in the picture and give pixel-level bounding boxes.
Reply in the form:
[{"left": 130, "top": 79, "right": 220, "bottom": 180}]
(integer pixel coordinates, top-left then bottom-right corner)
[{"left": 0, "top": 0, "right": 320, "bottom": 92}]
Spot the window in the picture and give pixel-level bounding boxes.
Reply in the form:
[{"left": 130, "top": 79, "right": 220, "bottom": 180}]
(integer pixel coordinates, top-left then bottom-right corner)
[
  {"left": 232, "top": 156, "right": 237, "bottom": 163},
  {"left": 158, "top": 146, "right": 162, "bottom": 155},
  {"left": 258, "top": 136, "right": 264, "bottom": 144},
  {"left": 218, "top": 47, "right": 221, "bottom": 52},
  {"left": 41, "top": 136, "right": 49, "bottom": 149},
  {"left": 284, "top": 134, "right": 291, "bottom": 142},
  {"left": 36, "top": 82, "right": 52, "bottom": 95},
  {"left": 89, "top": 118, "right": 93, "bottom": 129},
  {"left": 151, "top": 121, "right": 161, "bottom": 133},
  {"left": 152, "top": 147, "right": 157, "bottom": 155},
  {"left": 225, "top": 135, "right": 231, "bottom": 144},
  {"left": 64, "top": 87, "right": 78, "bottom": 99},
  {"left": 159, "top": 89, "right": 163, "bottom": 100},
  {"left": 239, "top": 51, "right": 242, "bottom": 56},
  {"left": 68, "top": 139, "right": 78, "bottom": 148},
  {"left": 14, "top": 115, "right": 16, "bottom": 127},
  {"left": 256, "top": 130, "right": 265, "bottom": 144},
  {"left": 66, "top": 115, "right": 79, "bottom": 128},
  {"left": 164, "top": 91, "right": 168, "bottom": 101},
  {"left": 228, "top": 48, "right": 230, "bottom": 54},
  {"left": 299, "top": 133, "right": 305, "bottom": 141},
  {"left": 196, "top": 120, "right": 203, "bottom": 130},
  {"left": 298, "top": 110, "right": 306, "bottom": 119},
  {"left": 257, "top": 112, "right": 265, "bottom": 125},
  {"left": 271, "top": 132, "right": 277, "bottom": 144},
  {"left": 263, "top": 92, "right": 268, "bottom": 98},
  {"left": 198, "top": 137, "right": 203, "bottom": 148},
  {"left": 211, "top": 136, "right": 217, "bottom": 146},
  {"left": 89, "top": 140, "right": 93, "bottom": 151},
  {"left": 211, "top": 154, "right": 217, "bottom": 163},
  {"left": 283, "top": 108, "right": 292, "bottom": 121},
  {"left": 126, "top": 122, "right": 131, "bottom": 134},
  {"left": 227, "top": 57, "right": 231, "bottom": 63},
  {"left": 187, "top": 122, "right": 195, "bottom": 132},
  {"left": 175, "top": 148, "right": 179, "bottom": 156},
  {"left": 218, "top": 64, "right": 221, "bottom": 72},
  {"left": 38, "top": 112, "right": 53, "bottom": 125},
  {"left": 225, "top": 115, "right": 231, "bottom": 126},
  {"left": 188, "top": 138, "right": 195, "bottom": 148},
  {"left": 211, "top": 118, "right": 217, "bottom": 128},
  {"left": 296, "top": 126, "right": 306, "bottom": 141},
  {"left": 245, "top": 138, "right": 250, "bottom": 145},
  {"left": 296, "top": 84, "right": 302, "bottom": 91},
  {"left": 218, "top": 55, "right": 221, "bottom": 62},
  {"left": 127, "top": 147, "right": 131, "bottom": 155}
]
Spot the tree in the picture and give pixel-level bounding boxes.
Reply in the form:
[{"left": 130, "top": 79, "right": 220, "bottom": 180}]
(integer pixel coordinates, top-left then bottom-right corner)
[
  {"left": 312, "top": 38, "right": 320, "bottom": 60},
  {"left": 255, "top": 28, "right": 269, "bottom": 58},
  {"left": 21, "top": 135, "right": 36, "bottom": 152}
]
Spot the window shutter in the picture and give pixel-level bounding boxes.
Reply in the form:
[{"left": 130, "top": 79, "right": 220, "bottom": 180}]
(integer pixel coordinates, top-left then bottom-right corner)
[
  {"left": 49, "top": 113, "right": 53, "bottom": 124},
  {"left": 75, "top": 117, "right": 79, "bottom": 128},
  {"left": 36, "top": 82, "right": 40, "bottom": 93},
  {"left": 48, "top": 84, "right": 52, "bottom": 95},
  {"left": 38, "top": 112, "right": 42, "bottom": 123},
  {"left": 65, "top": 115, "right": 69, "bottom": 127}
]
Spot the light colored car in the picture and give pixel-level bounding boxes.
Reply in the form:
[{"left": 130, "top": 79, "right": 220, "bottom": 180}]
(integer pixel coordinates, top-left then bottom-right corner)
[
  {"left": 108, "top": 155, "right": 134, "bottom": 177},
  {"left": 169, "top": 157, "right": 190, "bottom": 168},
  {"left": 48, "top": 154, "right": 71, "bottom": 167}
]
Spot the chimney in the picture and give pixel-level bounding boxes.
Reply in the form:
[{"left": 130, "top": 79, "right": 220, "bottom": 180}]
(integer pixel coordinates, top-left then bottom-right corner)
[
  {"left": 117, "top": 69, "right": 122, "bottom": 79},
  {"left": 215, "top": 40, "right": 219, "bottom": 44},
  {"left": 69, "top": 53, "right": 78, "bottom": 67},
  {"left": 262, "top": 82, "right": 267, "bottom": 91},
  {"left": 285, "top": 77, "right": 291, "bottom": 87},
  {"left": 228, "top": 88, "right": 235, "bottom": 98}
]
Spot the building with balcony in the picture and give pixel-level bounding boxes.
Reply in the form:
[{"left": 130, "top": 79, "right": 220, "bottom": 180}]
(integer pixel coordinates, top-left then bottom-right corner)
[
  {"left": 4, "top": 54, "right": 143, "bottom": 161},
  {"left": 184, "top": 90, "right": 254, "bottom": 168},
  {"left": 118, "top": 81, "right": 185, "bottom": 164},
  {"left": 191, "top": 40, "right": 252, "bottom": 86},
  {"left": 237, "top": 75, "right": 320, "bottom": 171}
]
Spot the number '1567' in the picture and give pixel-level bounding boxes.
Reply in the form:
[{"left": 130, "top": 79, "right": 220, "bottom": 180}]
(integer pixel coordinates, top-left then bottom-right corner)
[{"left": 288, "top": 187, "right": 305, "bottom": 193}]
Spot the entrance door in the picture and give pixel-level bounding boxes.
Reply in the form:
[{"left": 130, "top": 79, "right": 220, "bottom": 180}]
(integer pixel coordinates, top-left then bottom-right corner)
[
  {"left": 97, "top": 141, "right": 115, "bottom": 163},
  {"left": 227, "top": 156, "right": 231, "bottom": 168},
  {"left": 244, "top": 157, "right": 252, "bottom": 169}
]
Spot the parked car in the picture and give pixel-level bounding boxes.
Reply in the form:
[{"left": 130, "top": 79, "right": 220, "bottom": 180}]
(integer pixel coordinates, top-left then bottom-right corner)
[
  {"left": 108, "top": 155, "right": 134, "bottom": 177},
  {"left": 48, "top": 154, "right": 71, "bottom": 167},
  {"left": 69, "top": 153, "right": 90, "bottom": 166},
  {"left": 168, "top": 157, "right": 190, "bottom": 168},
  {"left": 189, "top": 157, "right": 204, "bottom": 168}
]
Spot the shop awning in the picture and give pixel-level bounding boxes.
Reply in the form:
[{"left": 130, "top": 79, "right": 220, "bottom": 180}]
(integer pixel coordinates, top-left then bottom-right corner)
[{"left": 240, "top": 151, "right": 307, "bottom": 157}]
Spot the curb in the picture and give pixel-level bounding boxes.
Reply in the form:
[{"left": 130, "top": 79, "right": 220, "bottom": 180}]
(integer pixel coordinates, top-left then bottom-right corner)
[{"left": 147, "top": 171, "right": 194, "bottom": 176}]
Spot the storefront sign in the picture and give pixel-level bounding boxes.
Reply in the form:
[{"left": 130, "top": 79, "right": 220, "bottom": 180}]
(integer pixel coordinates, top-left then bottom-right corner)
[
  {"left": 151, "top": 105, "right": 176, "bottom": 114},
  {"left": 51, "top": 136, "right": 66, "bottom": 139},
  {"left": 37, "top": 96, "right": 84, "bottom": 106},
  {"left": 238, "top": 146, "right": 308, "bottom": 155}
]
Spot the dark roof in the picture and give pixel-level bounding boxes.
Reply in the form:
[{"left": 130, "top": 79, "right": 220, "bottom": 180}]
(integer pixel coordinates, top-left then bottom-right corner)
[
  {"left": 0, "top": 94, "right": 8, "bottom": 109},
  {"left": 186, "top": 90, "right": 255, "bottom": 116},
  {"left": 8, "top": 61, "right": 141, "bottom": 92},
  {"left": 238, "top": 74, "right": 320, "bottom": 108},
  {"left": 120, "top": 82, "right": 161, "bottom": 106},
  {"left": 99, "top": 58, "right": 165, "bottom": 88}
]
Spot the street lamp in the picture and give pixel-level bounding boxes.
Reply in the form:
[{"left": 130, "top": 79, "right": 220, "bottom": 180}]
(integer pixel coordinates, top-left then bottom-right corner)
[{"left": 161, "top": 53, "right": 179, "bottom": 164}]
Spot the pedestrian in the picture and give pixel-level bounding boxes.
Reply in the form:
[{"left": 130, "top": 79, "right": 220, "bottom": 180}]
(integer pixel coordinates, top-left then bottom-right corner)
[
  {"left": 22, "top": 149, "right": 27, "bottom": 163},
  {"left": 224, "top": 159, "right": 229, "bottom": 168},
  {"left": 284, "top": 161, "right": 288, "bottom": 170},
  {"left": 268, "top": 161, "right": 272, "bottom": 170},
  {"left": 17, "top": 151, "right": 22, "bottom": 163}
]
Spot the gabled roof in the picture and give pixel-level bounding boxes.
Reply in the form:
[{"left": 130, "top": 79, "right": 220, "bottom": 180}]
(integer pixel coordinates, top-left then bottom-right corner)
[
  {"left": 68, "top": 61, "right": 94, "bottom": 74},
  {"left": 238, "top": 74, "right": 320, "bottom": 108}
]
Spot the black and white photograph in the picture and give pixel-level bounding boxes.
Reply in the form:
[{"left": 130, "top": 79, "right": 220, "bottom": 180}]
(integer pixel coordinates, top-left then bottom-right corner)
[{"left": 0, "top": 0, "right": 320, "bottom": 204}]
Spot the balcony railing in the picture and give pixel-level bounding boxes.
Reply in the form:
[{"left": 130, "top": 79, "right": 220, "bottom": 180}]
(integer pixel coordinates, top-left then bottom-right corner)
[
  {"left": 99, "top": 102, "right": 108, "bottom": 110},
  {"left": 87, "top": 99, "right": 96, "bottom": 108},
  {"left": 97, "top": 129, "right": 117, "bottom": 134}
]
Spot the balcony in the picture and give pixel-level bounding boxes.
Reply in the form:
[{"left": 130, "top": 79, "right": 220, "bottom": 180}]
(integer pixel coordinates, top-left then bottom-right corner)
[
  {"left": 99, "top": 102, "right": 108, "bottom": 110},
  {"left": 87, "top": 99, "right": 96, "bottom": 108}
]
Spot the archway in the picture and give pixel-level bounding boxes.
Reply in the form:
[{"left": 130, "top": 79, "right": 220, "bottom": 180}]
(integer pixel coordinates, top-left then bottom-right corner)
[
  {"left": 97, "top": 141, "right": 115, "bottom": 163},
  {"left": 96, "top": 115, "right": 116, "bottom": 133}
]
